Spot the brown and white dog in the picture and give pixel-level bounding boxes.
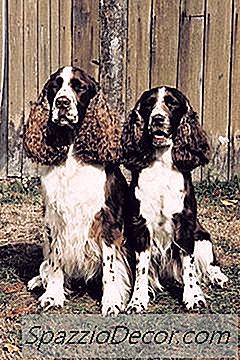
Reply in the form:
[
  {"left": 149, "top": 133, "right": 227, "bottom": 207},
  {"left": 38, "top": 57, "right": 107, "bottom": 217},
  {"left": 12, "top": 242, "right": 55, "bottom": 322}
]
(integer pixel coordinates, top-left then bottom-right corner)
[
  {"left": 23, "top": 66, "right": 132, "bottom": 316},
  {"left": 122, "top": 86, "right": 228, "bottom": 312}
]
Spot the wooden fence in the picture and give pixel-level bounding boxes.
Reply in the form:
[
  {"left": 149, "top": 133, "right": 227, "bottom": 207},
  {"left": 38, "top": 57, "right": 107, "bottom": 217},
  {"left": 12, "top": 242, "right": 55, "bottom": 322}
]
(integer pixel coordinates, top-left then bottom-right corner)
[{"left": 0, "top": 0, "right": 239, "bottom": 179}]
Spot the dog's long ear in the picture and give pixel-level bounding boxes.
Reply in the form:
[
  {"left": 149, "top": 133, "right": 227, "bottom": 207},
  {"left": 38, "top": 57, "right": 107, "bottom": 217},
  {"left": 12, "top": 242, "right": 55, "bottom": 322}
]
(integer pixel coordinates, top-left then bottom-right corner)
[
  {"left": 23, "top": 80, "right": 69, "bottom": 166},
  {"left": 172, "top": 108, "right": 211, "bottom": 172},
  {"left": 121, "top": 105, "right": 150, "bottom": 170},
  {"left": 73, "top": 91, "right": 122, "bottom": 165},
  {"left": 122, "top": 107, "right": 145, "bottom": 150}
]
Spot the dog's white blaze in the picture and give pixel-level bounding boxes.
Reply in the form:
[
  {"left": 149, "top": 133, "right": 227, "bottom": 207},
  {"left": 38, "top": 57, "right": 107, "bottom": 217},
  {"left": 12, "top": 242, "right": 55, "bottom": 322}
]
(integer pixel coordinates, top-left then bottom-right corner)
[
  {"left": 52, "top": 66, "right": 78, "bottom": 122},
  {"left": 40, "top": 146, "right": 105, "bottom": 279},
  {"left": 150, "top": 87, "right": 167, "bottom": 116},
  {"left": 61, "top": 66, "right": 74, "bottom": 86},
  {"left": 149, "top": 87, "right": 168, "bottom": 123}
]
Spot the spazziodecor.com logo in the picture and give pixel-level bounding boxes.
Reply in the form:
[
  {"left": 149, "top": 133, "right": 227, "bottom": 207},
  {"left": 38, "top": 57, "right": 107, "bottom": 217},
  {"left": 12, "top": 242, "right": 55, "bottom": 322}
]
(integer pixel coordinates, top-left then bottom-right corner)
[{"left": 22, "top": 314, "right": 238, "bottom": 359}]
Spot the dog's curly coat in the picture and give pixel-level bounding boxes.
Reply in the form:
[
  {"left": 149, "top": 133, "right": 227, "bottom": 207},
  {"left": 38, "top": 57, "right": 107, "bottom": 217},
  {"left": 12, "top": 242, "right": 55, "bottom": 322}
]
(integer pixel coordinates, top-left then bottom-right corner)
[
  {"left": 23, "top": 66, "right": 132, "bottom": 316},
  {"left": 121, "top": 86, "right": 228, "bottom": 312}
]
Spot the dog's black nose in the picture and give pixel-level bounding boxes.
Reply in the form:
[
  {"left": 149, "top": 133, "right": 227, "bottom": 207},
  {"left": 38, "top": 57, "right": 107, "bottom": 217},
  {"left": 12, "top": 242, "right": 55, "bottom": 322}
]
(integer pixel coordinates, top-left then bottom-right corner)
[
  {"left": 151, "top": 114, "right": 165, "bottom": 127},
  {"left": 55, "top": 96, "right": 71, "bottom": 109}
]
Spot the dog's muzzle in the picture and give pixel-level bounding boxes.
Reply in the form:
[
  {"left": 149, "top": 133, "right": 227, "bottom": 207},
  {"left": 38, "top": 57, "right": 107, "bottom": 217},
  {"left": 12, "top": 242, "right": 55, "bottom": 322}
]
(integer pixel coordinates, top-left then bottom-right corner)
[
  {"left": 52, "top": 95, "right": 78, "bottom": 128},
  {"left": 149, "top": 115, "right": 172, "bottom": 147}
]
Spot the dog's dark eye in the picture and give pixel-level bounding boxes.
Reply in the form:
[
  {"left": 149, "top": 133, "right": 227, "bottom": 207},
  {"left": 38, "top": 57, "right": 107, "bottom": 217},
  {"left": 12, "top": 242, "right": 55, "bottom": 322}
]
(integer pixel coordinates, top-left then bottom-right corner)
[
  {"left": 46, "top": 77, "right": 63, "bottom": 104},
  {"left": 50, "top": 77, "right": 63, "bottom": 91},
  {"left": 56, "top": 77, "right": 63, "bottom": 86},
  {"left": 165, "top": 95, "right": 179, "bottom": 107},
  {"left": 71, "top": 79, "right": 85, "bottom": 92}
]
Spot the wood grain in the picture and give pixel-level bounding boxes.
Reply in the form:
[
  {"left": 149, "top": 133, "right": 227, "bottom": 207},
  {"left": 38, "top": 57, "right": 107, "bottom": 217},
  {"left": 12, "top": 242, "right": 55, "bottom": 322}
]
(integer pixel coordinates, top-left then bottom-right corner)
[
  {"left": 181, "top": 0, "right": 205, "bottom": 16},
  {"left": 59, "top": 0, "right": 72, "bottom": 67},
  {"left": 8, "top": 0, "right": 24, "bottom": 177},
  {"left": 151, "top": 0, "right": 180, "bottom": 87},
  {"left": 72, "top": 0, "right": 99, "bottom": 80},
  {"left": 126, "top": 0, "right": 152, "bottom": 113},
  {"left": 203, "top": 0, "right": 232, "bottom": 180},
  {"left": 50, "top": 0, "right": 60, "bottom": 72},
  {"left": 230, "top": 0, "right": 240, "bottom": 177}
]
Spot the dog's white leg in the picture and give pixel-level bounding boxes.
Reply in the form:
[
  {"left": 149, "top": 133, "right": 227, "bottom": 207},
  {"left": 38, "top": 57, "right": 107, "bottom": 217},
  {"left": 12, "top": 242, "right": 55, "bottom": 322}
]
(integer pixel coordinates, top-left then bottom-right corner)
[
  {"left": 194, "top": 240, "right": 228, "bottom": 288},
  {"left": 39, "top": 236, "right": 66, "bottom": 309},
  {"left": 39, "top": 266, "right": 65, "bottom": 309},
  {"left": 126, "top": 249, "right": 150, "bottom": 313},
  {"left": 182, "top": 254, "right": 206, "bottom": 310},
  {"left": 28, "top": 223, "right": 66, "bottom": 309},
  {"left": 101, "top": 242, "right": 131, "bottom": 316}
]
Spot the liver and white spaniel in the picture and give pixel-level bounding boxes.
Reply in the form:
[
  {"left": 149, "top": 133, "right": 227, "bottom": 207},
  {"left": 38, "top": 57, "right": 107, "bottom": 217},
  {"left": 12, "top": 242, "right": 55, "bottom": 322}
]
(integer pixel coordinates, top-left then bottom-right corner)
[
  {"left": 23, "top": 66, "right": 132, "bottom": 316},
  {"left": 122, "top": 86, "right": 228, "bottom": 312}
]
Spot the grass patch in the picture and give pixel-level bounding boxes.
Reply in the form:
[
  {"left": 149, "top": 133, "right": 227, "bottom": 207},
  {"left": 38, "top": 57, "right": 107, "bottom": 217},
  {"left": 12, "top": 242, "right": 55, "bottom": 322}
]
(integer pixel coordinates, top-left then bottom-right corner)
[
  {"left": 0, "top": 178, "right": 41, "bottom": 205},
  {"left": 194, "top": 175, "right": 240, "bottom": 207},
  {"left": 1, "top": 176, "right": 240, "bottom": 204}
]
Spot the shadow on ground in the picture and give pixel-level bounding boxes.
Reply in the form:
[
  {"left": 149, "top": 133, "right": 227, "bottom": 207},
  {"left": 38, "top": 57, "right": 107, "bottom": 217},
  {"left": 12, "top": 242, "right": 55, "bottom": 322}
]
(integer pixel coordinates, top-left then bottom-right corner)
[{"left": 0, "top": 243, "right": 43, "bottom": 284}]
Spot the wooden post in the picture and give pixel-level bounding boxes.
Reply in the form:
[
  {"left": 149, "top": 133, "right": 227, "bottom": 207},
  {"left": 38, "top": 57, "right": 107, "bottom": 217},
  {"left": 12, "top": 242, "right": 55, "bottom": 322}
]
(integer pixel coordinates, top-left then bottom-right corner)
[{"left": 99, "top": 0, "right": 127, "bottom": 120}]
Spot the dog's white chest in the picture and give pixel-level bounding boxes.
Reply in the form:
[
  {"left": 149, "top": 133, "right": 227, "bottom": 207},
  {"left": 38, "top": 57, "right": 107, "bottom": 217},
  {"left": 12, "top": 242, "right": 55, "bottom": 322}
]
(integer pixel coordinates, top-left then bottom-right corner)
[
  {"left": 136, "top": 148, "right": 185, "bottom": 230},
  {"left": 40, "top": 150, "right": 106, "bottom": 217},
  {"left": 39, "top": 149, "right": 106, "bottom": 276}
]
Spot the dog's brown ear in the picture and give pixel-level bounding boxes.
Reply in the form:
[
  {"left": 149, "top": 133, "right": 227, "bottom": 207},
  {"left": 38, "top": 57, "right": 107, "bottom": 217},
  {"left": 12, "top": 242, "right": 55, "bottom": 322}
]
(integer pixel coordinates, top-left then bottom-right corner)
[
  {"left": 121, "top": 107, "right": 150, "bottom": 170},
  {"left": 172, "top": 109, "right": 211, "bottom": 172},
  {"left": 73, "top": 91, "right": 122, "bottom": 165},
  {"left": 122, "top": 109, "right": 145, "bottom": 149},
  {"left": 23, "top": 77, "right": 69, "bottom": 166}
]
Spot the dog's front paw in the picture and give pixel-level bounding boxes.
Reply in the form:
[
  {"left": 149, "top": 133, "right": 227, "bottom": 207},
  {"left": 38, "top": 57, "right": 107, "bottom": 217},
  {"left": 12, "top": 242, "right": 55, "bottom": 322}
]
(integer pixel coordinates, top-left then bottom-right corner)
[
  {"left": 101, "top": 296, "right": 125, "bottom": 316},
  {"left": 101, "top": 303, "right": 122, "bottom": 316},
  {"left": 209, "top": 266, "right": 228, "bottom": 288},
  {"left": 126, "top": 295, "right": 149, "bottom": 314},
  {"left": 183, "top": 284, "right": 206, "bottom": 310},
  {"left": 28, "top": 275, "right": 42, "bottom": 290},
  {"left": 39, "top": 290, "right": 65, "bottom": 310}
]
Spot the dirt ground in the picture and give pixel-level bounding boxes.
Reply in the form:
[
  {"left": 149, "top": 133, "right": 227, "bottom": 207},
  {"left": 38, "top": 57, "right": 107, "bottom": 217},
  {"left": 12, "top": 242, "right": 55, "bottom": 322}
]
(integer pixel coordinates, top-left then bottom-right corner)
[{"left": 0, "top": 179, "right": 239, "bottom": 359}]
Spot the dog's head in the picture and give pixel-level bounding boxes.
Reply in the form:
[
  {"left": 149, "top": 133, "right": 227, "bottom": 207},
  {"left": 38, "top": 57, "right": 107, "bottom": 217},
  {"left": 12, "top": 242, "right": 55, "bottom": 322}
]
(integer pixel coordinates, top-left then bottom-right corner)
[
  {"left": 122, "top": 86, "right": 211, "bottom": 171},
  {"left": 40, "top": 66, "right": 99, "bottom": 129}
]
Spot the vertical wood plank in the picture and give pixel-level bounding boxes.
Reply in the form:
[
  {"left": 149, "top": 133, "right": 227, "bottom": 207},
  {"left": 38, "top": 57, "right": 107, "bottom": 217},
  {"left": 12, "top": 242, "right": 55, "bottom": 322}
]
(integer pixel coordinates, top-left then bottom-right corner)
[
  {"left": 0, "top": 0, "right": 8, "bottom": 178},
  {"left": 8, "top": 0, "right": 24, "bottom": 177},
  {"left": 203, "top": 0, "right": 232, "bottom": 180},
  {"left": 22, "top": 0, "right": 38, "bottom": 177},
  {"left": 126, "top": 0, "right": 152, "bottom": 113},
  {"left": 38, "top": 0, "right": 50, "bottom": 87},
  {"left": 50, "top": 0, "right": 60, "bottom": 72},
  {"left": 99, "top": 0, "right": 127, "bottom": 120},
  {"left": 151, "top": 0, "right": 180, "bottom": 87},
  {"left": 178, "top": 1, "right": 205, "bottom": 181},
  {"left": 178, "top": 17, "right": 204, "bottom": 115},
  {"left": 181, "top": 0, "right": 205, "bottom": 16},
  {"left": 230, "top": 0, "right": 240, "bottom": 177},
  {"left": 72, "top": 0, "right": 99, "bottom": 80},
  {"left": 59, "top": 0, "right": 72, "bottom": 67}
]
